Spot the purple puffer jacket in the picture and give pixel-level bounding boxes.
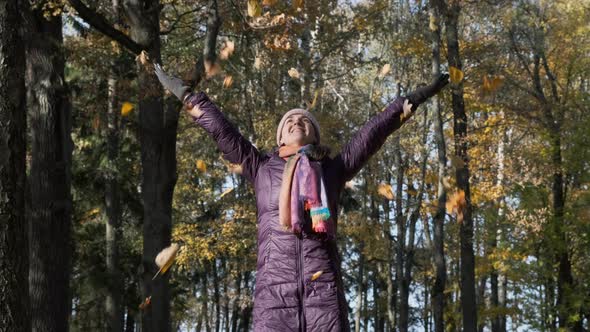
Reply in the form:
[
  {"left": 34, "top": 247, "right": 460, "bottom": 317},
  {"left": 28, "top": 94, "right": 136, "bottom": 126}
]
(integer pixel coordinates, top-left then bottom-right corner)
[{"left": 191, "top": 92, "right": 406, "bottom": 331}]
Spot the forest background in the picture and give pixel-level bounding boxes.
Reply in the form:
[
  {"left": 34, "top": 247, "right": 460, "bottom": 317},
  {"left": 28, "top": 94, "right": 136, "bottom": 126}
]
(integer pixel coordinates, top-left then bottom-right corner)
[{"left": 1, "top": 0, "right": 589, "bottom": 331}]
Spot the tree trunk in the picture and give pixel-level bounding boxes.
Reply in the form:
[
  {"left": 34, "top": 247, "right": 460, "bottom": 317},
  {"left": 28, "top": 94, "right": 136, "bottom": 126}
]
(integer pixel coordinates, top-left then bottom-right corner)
[
  {"left": 0, "top": 0, "right": 29, "bottom": 329},
  {"left": 441, "top": 2, "right": 478, "bottom": 330},
  {"left": 354, "top": 243, "right": 364, "bottom": 332},
  {"left": 104, "top": 1, "right": 125, "bottom": 330},
  {"left": 429, "top": 3, "right": 447, "bottom": 331},
  {"left": 25, "top": 5, "right": 73, "bottom": 331},
  {"left": 121, "top": 2, "right": 177, "bottom": 331},
  {"left": 230, "top": 270, "right": 242, "bottom": 332}
]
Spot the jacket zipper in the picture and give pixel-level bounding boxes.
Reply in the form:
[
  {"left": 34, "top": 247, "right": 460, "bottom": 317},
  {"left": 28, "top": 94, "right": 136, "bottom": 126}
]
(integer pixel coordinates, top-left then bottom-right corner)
[{"left": 297, "top": 234, "right": 306, "bottom": 331}]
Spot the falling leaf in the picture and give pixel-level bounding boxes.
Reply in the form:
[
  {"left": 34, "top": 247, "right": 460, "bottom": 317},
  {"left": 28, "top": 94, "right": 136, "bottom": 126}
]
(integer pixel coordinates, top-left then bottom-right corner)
[
  {"left": 449, "top": 155, "right": 465, "bottom": 169},
  {"left": 254, "top": 57, "right": 263, "bottom": 69},
  {"left": 196, "top": 159, "right": 207, "bottom": 173},
  {"left": 442, "top": 176, "right": 453, "bottom": 189},
  {"left": 121, "top": 102, "right": 134, "bottom": 117},
  {"left": 136, "top": 50, "right": 150, "bottom": 66},
  {"left": 288, "top": 68, "right": 300, "bottom": 79},
  {"left": 378, "top": 183, "right": 395, "bottom": 200},
  {"left": 293, "top": 0, "right": 304, "bottom": 10},
  {"left": 204, "top": 60, "right": 221, "bottom": 78},
  {"left": 446, "top": 190, "right": 466, "bottom": 223},
  {"left": 153, "top": 243, "right": 180, "bottom": 280},
  {"left": 219, "top": 40, "right": 235, "bottom": 60},
  {"left": 489, "top": 77, "right": 503, "bottom": 92},
  {"left": 139, "top": 296, "right": 152, "bottom": 310},
  {"left": 379, "top": 64, "right": 391, "bottom": 78},
  {"left": 92, "top": 115, "right": 100, "bottom": 131},
  {"left": 449, "top": 66, "right": 464, "bottom": 84},
  {"left": 311, "top": 270, "right": 323, "bottom": 281},
  {"left": 223, "top": 76, "right": 234, "bottom": 88},
  {"left": 247, "top": 0, "right": 262, "bottom": 17},
  {"left": 429, "top": 14, "right": 438, "bottom": 31},
  {"left": 308, "top": 89, "right": 321, "bottom": 109},
  {"left": 227, "top": 163, "right": 242, "bottom": 174},
  {"left": 220, "top": 187, "right": 234, "bottom": 199},
  {"left": 263, "top": 0, "right": 277, "bottom": 6}
]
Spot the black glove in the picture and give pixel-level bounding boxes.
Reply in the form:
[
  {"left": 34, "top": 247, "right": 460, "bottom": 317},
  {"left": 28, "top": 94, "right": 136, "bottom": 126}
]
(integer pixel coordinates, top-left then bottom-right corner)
[
  {"left": 154, "top": 64, "right": 190, "bottom": 101},
  {"left": 406, "top": 73, "right": 449, "bottom": 111}
]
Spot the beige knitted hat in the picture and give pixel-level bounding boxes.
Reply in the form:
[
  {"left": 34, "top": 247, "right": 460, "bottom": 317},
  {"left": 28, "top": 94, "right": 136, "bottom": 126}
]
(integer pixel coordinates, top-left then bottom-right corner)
[{"left": 276, "top": 108, "right": 321, "bottom": 146}]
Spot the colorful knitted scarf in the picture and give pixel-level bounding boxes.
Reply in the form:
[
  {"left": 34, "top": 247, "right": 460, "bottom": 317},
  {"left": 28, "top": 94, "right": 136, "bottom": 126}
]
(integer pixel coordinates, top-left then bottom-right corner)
[{"left": 278, "top": 144, "right": 334, "bottom": 238}]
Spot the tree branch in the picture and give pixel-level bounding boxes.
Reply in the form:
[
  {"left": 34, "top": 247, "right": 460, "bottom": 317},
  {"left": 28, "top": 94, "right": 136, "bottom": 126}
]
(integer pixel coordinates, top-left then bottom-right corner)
[{"left": 68, "top": 0, "right": 143, "bottom": 55}]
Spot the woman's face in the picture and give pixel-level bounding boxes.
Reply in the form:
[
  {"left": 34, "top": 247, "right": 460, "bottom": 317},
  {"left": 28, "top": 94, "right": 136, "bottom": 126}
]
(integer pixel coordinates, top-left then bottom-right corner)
[{"left": 280, "top": 114, "right": 317, "bottom": 147}]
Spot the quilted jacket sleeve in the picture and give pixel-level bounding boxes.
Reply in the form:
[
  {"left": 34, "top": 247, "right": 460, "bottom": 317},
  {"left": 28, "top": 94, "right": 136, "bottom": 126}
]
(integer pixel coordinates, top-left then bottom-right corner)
[
  {"left": 334, "top": 97, "right": 407, "bottom": 182},
  {"left": 187, "top": 91, "right": 264, "bottom": 183}
]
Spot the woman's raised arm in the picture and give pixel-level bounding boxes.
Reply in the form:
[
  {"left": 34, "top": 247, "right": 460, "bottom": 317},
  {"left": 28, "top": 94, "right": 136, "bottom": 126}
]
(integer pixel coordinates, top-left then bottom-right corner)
[
  {"left": 335, "top": 74, "right": 449, "bottom": 182},
  {"left": 155, "top": 64, "right": 265, "bottom": 183}
]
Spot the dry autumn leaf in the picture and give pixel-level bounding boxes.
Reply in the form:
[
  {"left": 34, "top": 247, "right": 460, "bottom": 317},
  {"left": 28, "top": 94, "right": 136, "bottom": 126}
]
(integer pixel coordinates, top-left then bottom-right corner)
[
  {"left": 288, "top": 68, "right": 300, "bottom": 79},
  {"left": 219, "top": 40, "right": 235, "bottom": 60},
  {"left": 220, "top": 187, "right": 234, "bottom": 199},
  {"left": 378, "top": 183, "right": 395, "bottom": 200},
  {"left": 247, "top": 0, "right": 262, "bottom": 17},
  {"left": 449, "top": 66, "right": 464, "bottom": 84},
  {"left": 311, "top": 270, "right": 323, "bottom": 281},
  {"left": 429, "top": 14, "right": 438, "bottom": 31},
  {"left": 204, "top": 60, "right": 221, "bottom": 78},
  {"left": 223, "top": 76, "right": 234, "bottom": 88},
  {"left": 121, "top": 102, "right": 134, "bottom": 117},
  {"left": 139, "top": 296, "right": 152, "bottom": 310},
  {"left": 293, "top": 0, "right": 304, "bottom": 10},
  {"left": 153, "top": 243, "right": 180, "bottom": 280},
  {"left": 196, "top": 159, "right": 207, "bottom": 173},
  {"left": 446, "top": 190, "right": 466, "bottom": 223},
  {"left": 379, "top": 64, "right": 391, "bottom": 78},
  {"left": 263, "top": 0, "right": 277, "bottom": 6}
]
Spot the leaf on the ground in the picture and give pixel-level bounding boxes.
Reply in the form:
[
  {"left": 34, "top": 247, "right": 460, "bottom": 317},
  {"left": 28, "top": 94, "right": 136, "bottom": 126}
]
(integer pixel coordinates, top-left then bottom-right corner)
[
  {"left": 378, "top": 183, "right": 395, "bottom": 200},
  {"left": 121, "top": 102, "right": 134, "bottom": 117},
  {"left": 196, "top": 159, "right": 207, "bottom": 173},
  {"left": 449, "top": 66, "right": 464, "bottom": 84}
]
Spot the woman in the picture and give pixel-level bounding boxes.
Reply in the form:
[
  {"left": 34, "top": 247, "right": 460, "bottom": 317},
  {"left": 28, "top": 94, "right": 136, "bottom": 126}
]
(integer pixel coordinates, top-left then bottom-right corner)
[{"left": 155, "top": 64, "right": 448, "bottom": 331}]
